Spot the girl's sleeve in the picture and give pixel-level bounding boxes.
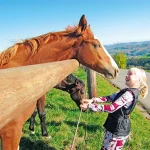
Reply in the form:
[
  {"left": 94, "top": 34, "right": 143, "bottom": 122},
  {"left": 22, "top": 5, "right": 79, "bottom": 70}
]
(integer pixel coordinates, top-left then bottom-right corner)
[
  {"left": 89, "top": 91, "right": 133, "bottom": 112},
  {"left": 92, "top": 93, "right": 118, "bottom": 103}
]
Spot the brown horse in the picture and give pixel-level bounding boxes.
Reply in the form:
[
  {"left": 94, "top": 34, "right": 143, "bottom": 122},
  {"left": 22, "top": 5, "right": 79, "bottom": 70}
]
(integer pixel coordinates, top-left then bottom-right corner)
[
  {"left": 0, "top": 15, "right": 119, "bottom": 150},
  {"left": 29, "top": 74, "right": 86, "bottom": 137}
]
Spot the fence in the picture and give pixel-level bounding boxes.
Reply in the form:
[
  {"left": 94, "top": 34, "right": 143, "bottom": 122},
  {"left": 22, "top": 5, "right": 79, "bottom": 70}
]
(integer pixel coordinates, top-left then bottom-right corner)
[{"left": 0, "top": 59, "right": 79, "bottom": 129}]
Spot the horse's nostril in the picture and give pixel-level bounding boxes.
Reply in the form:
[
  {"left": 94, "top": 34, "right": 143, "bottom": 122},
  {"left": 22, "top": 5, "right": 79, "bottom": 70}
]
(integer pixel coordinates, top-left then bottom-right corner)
[{"left": 115, "top": 69, "right": 119, "bottom": 77}]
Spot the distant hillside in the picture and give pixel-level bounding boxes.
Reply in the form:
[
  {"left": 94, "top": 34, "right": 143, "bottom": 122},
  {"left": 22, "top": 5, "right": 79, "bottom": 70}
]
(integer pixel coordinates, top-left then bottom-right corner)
[{"left": 105, "top": 41, "right": 150, "bottom": 56}]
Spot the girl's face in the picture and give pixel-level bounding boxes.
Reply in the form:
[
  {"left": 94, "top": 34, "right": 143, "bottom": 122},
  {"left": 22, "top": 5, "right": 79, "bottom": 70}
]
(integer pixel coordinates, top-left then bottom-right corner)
[{"left": 125, "top": 69, "right": 140, "bottom": 88}]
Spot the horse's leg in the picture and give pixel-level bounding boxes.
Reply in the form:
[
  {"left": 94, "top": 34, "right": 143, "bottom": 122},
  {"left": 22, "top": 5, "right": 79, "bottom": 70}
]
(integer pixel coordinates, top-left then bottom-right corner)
[
  {"left": 29, "top": 107, "right": 38, "bottom": 133},
  {"left": 0, "top": 124, "right": 22, "bottom": 150},
  {"left": 37, "top": 95, "right": 49, "bottom": 137},
  {"left": 0, "top": 103, "right": 36, "bottom": 150}
]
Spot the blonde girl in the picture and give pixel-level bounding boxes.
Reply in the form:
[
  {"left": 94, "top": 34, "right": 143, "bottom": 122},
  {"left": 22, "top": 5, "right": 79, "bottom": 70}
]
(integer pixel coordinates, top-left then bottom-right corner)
[{"left": 80, "top": 67, "right": 148, "bottom": 150}]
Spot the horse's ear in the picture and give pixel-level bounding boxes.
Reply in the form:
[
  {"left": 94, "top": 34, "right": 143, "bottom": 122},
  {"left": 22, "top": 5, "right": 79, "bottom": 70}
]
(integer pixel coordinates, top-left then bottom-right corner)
[
  {"left": 79, "top": 15, "right": 87, "bottom": 31},
  {"left": 76, "top": 14, "right": 87, "bottom": 35}
]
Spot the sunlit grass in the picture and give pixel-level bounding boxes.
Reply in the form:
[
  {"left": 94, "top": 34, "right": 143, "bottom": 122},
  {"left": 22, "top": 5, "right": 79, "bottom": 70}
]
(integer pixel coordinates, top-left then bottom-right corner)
[{"left": 19, "top": 68, "right": 150, "bottom": 150}]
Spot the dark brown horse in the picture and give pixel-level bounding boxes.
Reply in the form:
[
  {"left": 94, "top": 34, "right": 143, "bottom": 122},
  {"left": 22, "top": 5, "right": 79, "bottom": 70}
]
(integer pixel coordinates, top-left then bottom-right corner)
[
  {"left": 29, "top": 74, "right": 86, "bottom": 137},
  {"left": 0, "top": 15, "right": 119, "bottom": 150}
]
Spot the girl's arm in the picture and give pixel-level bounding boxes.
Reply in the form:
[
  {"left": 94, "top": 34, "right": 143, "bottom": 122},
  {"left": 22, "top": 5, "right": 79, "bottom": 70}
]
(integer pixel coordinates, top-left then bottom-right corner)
[
  {"left": 88, "top": 91, "right": 134, "bottom": 112},
  {"left": 92, "top": 93, "right": 118, "bottom": 103}
]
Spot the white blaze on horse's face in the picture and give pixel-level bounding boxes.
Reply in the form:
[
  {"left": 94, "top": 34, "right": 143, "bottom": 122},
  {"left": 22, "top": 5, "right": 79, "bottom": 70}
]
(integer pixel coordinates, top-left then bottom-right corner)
[
  {"left": 101, "top": 41, "right": 119, "bottom": 77},
  {"left": 94, "top": 36, "right": 119, "bottom": 78}
]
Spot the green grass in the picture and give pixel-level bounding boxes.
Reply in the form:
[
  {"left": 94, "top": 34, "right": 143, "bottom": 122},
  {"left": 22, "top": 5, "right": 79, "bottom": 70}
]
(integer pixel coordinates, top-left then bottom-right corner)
[
  {"left": 138, "top": 55, "right": 150, "bottom": 58},
  {"left": 146, "top": 70, "right": 150, "bottom": 73},
  {"left": 18, "top": 68, "right": 150, "bottom": 150}
]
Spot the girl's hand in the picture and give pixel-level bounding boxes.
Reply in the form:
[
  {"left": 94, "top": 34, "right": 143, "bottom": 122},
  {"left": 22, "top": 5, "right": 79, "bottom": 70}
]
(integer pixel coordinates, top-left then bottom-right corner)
[
  {"left": 80, "top": 102, "right": 89, "bottom": 110},
  {"left": 81, "top": 99, "right": 93, "bottom": 104}
]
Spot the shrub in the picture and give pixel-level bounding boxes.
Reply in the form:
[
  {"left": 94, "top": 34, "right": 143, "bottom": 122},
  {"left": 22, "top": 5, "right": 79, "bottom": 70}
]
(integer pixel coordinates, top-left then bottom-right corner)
[{"left": 113, "top": 52, "right": 127, "bottom": 69}]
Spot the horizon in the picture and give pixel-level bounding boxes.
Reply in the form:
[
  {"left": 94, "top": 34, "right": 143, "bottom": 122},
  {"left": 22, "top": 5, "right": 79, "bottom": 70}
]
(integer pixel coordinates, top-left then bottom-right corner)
[
  {"left": 104, "top": 40, "right": 150, "bottom": 46},
  {"left": 0, "top": 0, "right": 150, "bottom": 51}
]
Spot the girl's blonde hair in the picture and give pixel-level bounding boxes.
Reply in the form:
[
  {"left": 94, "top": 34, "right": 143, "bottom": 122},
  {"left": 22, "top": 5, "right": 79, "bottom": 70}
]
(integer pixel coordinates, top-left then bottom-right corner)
[{"left": 130, "top": 67, "right": 148, "bottom": 99}]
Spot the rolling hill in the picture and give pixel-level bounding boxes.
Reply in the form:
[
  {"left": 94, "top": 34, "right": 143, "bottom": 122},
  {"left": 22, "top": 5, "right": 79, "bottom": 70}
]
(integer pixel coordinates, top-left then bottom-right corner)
[{"left": 105, "top": 41, "right": 150, "bottom": 56}]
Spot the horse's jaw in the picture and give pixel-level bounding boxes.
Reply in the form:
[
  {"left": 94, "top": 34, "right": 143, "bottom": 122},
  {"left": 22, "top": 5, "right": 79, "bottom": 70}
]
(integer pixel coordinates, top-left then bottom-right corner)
[
  {"left": 93, "top": 64, "right": 119, "bottom": 79},
  {"left": 104, "top": 72, "right": 118, "bottom": 79}
]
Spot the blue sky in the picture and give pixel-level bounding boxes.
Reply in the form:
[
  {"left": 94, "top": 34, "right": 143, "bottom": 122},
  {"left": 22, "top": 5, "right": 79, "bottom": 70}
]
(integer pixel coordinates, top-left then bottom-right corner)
[{"left": 0, "top": 0, "right": 150, "bottom": 51}]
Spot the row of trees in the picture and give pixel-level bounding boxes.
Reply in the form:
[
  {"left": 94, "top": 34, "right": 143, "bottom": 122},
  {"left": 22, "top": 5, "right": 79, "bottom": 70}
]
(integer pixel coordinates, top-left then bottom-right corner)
[
  {"left": 127, "top": 57, "right": 150, "bottom": 70},
  {"left": 112, "top": 52, "right": 150, "bottom": 70}
]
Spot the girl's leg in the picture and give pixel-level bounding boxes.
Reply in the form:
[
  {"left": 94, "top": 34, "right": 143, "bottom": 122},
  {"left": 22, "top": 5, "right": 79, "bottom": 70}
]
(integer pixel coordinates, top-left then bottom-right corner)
[
  {"left": 101, "top": 130, "right": 129, "bottom": 150},
  {"left": 101, "top": 129, "right": 111, "bottom": 150}
]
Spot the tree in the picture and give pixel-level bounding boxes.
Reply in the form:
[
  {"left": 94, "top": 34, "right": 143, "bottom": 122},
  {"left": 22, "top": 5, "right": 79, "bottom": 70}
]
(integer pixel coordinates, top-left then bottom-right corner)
[{"left": 113, "top": 52, "right": 127, "bottom": 69}]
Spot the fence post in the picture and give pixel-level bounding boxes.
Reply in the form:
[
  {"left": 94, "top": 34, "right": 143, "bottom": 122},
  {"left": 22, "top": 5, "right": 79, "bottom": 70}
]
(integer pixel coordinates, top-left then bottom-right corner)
[
  {"left": 0, "top": 59, "right": 79, "bottom": 129},
  {"left": 87, "top": 68, "right": 98, "bottom": 98}
]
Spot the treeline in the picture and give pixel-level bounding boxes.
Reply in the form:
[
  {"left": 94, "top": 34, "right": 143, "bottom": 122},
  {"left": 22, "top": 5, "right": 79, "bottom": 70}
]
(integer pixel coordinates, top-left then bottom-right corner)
[
  {"left": 112, "top": 52, "right": 150, "bottom": 70},
  {"left": 127, "top": 57, "right": 150, "bottom": 70}
]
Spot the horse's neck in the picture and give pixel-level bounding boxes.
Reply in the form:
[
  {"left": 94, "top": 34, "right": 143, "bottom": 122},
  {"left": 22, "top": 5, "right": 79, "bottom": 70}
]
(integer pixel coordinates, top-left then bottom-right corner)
[
  {"left": 30, "top": 48, "right": 76, "bottom": 64},
  {"left": 0, "top": 43, "right": 77, "bottom": 68},
  {"left": 26, "top": 35, "right": 78, "bottom": 63}
]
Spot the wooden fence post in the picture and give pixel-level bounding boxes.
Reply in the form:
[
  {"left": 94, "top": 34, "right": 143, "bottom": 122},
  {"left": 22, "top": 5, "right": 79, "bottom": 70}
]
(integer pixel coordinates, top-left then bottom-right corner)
[
  {"left": 87, "top": 68, "right": 97, "bottom": 98},
  {"left": 0, "top": 59, "right": 79, "bottom": 129}
]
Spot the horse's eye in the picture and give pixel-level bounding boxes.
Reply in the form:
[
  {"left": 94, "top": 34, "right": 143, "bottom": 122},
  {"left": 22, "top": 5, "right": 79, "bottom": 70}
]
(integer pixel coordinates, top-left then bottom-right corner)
[
  {"left": 93, "top": 44, "right": 96, "bottom": 48},
  {"left": 93, "top": 44, "right": 100, "bottom": 49}
]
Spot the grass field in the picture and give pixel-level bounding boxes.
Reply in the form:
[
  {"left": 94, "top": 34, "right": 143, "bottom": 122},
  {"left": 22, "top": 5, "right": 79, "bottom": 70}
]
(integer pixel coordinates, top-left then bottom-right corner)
[{"left": 16, "top": 68, "right": 150, "bottom": 149}]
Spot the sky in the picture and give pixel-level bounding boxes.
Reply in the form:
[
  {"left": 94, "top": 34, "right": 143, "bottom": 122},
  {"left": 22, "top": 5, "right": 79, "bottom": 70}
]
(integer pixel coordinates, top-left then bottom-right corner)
[{"left": 0, "top": 0, "right": 150, "bottom": 51}]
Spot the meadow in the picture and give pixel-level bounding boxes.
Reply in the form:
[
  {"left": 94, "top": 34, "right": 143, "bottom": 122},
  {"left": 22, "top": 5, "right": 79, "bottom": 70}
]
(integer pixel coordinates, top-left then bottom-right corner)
[{"left": 17, "top": 68, "right": 150, "bottom": 149}]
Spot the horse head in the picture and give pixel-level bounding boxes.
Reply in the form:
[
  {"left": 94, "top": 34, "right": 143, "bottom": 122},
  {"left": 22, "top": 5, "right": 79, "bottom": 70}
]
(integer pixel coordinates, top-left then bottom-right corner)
[
  {"left": 69, "top": 79, "right": 86, "bottom": 109},
  {"left": 55, "top": 74, "right": 86, "bottom": 109},
  {"left": 71, "top": 15, "right": 119, "bottom": 79}
]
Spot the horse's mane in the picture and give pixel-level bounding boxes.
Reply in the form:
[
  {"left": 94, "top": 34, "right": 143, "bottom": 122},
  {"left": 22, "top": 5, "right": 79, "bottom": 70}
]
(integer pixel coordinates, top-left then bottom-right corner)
[
  {"left": 0, "top": 45, "right": 18, "bottom": 66},
  {"left": 0, "top": 25, "right": 93, "bottom": 66}
]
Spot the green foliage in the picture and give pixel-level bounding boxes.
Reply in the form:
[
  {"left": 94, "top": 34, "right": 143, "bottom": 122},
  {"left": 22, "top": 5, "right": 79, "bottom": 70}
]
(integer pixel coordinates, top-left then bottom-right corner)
[
  {"left": 17, "top": 68, "right": 150, "bottom": 150},
  {"left": 127, "top": 57, "right": 150, "bottom": 70},
  {"left": 139, "top": 55, "right": 150, "bottom": 58},
  {"left": 113, "top": 52, "right": 127, "bottom": 69},
  {"left": 146, "top": 54, "right": 150, "bottom": 57}
]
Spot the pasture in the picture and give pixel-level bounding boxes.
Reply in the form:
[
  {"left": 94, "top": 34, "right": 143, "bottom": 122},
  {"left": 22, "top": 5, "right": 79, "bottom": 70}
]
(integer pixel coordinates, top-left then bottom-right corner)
[{"left": 15, "top": 67, "right": 150, "bottom": 150}]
